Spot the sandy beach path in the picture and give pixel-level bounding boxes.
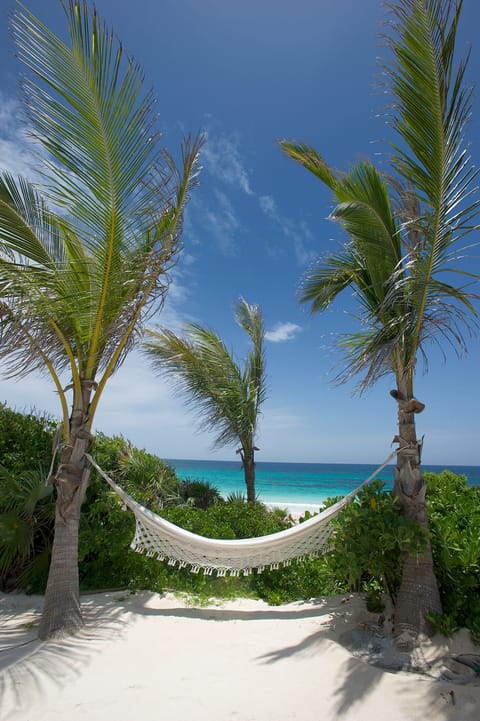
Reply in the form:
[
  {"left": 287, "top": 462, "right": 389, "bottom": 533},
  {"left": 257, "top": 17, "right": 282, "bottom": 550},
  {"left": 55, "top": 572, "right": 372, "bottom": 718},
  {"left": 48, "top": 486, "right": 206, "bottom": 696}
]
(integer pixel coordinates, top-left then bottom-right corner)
[{"left": 1, "top": 591, "right": 478, "bottom": 721}]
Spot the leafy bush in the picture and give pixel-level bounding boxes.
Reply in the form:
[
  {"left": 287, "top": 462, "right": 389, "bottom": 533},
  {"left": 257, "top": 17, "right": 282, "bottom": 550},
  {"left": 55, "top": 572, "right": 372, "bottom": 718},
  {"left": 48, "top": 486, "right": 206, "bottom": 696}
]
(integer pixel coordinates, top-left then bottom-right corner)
[
  {"left": 0, "top": 403, "right": 57, "bottom": 474},
  {"left": 180, "top": 479, "right": 223, "bottom": 509},
  {"left": 0, "top": 405, "right": 57, "bottom": 591},
  {"left": 161, "top": 499, "right": 291, "bottom": 540},
  {"left": 425, "top": 470, "right": 480, "bottom": 640},
  {"left": 2, "top": 404, "right": 479, "bottom": 636},
  {"left": 0, "top": 466, "right": 54, "bottom": 591},
  {"left": 89, "top": 433, "right": 182, "bottom": 510},
  {"left": 78, "top": 433, "right": 183, "bottom": 591},
  {"left": 252, "top": 556, "right": 337, "bottom": 605},
  {"left": 325, "top": 480, "right": 426, "bottom": 603}
]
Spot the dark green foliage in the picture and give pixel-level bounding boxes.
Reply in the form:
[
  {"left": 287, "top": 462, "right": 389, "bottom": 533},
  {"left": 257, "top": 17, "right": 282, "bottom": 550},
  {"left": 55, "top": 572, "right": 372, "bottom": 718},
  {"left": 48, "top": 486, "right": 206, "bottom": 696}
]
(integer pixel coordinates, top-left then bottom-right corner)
[
  {"left": 253, "top": 557, "right": 338, "bottom": 605},
  {"left": 425, "top": 471, "right": 480, "bottom": 640},
  {"left": 326, "top": 480, "right": 426, "bottom": 602},
  {"left": 161, "top": 499, "right": 291, "bottom": 540},
  {"left": 180, "top": 479, "right": 223, "bottom": 509},
  {"left": 0, "top": 466, "right": 54, "bottom": 591},
  {"left": 78, "top": 433, "right": 183, "bottom": 591},
  {"left": 90, "top": 433, "right": 182, "bottom": 510},
  {"left": 0, "top": 405, "right": 57, "bottom": 591},
  {"left": 1, "top": 403, "right": 479, "bottom": 636},
  {"left": 0, "top": 404, "right": 57, "bottom": 474}
]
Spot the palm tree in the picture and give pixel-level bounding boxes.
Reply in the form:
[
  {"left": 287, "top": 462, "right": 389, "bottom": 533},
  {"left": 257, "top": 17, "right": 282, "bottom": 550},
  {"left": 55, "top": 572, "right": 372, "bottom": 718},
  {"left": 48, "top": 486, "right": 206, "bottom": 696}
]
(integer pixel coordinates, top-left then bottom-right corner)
[
  {"left": 0, "top": 1, "right": 202, "bottom": 638},
  {"left": 280, "top": 0, "right": 478, "bottom": 638},
  {"left": 142, "top": 299, "right": 267, "bottom": 502}
]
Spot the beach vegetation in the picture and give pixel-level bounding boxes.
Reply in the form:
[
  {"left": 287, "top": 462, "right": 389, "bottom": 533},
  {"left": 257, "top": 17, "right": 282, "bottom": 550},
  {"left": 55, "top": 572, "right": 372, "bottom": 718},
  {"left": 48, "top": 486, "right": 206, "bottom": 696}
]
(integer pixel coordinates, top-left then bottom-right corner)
[
  {"left": 425, "top": 470, "right": 480, "bottom": 641},
  {"left": 0, "top": 0, "right": 201, "bottom": 639},
  {"left": 325, "top": 481, "right": 426, "bottom": 604},
  {"left": 180, "top": 479, "right": 223, "bottom": 510},
  {"left": 1, "top": 404, "right": 479, "bottom": 639},
  {"left": 0, "top": 403, "right": 57, "bottom": 475},
  {"left": 0, "top": 405, "right": 56, "bottom": 590},
  {"left": 0, "top": 465, "right": 54, "bottom": 592},
  {"left": 280, "top": 0, "right": 479, "bottom": 637},
  {"left": 142, "top": 299, "right": 267, "bottom": 502}
]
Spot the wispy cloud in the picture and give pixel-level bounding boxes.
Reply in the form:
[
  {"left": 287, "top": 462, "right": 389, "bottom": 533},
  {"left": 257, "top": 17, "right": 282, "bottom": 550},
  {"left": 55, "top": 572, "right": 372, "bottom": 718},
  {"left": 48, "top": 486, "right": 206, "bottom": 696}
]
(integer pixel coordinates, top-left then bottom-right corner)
[
  {"left": 203, "top": 132, "right": 253, "bottom": 195},
  {"left": 196, "top": 188, "right": 240, "bottom": 256},
  {"left": 259, "top": 194, "right": 316, "bottom": 266},
  {"left": 259, "top": 194, "right": 276, "bottom": 215},
  {"left": 265, "top": 322, "right": 302, "bottom": 343},
  {"left": 0, "top": 93, "right": 38, "bottom": 178}
]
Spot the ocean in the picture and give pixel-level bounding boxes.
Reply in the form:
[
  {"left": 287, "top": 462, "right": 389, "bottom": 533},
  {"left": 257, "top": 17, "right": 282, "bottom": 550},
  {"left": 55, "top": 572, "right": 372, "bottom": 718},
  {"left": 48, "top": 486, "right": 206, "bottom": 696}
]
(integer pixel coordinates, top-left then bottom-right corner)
[{"left": 168, "top": 458, "right": 480, "bottom": 509}]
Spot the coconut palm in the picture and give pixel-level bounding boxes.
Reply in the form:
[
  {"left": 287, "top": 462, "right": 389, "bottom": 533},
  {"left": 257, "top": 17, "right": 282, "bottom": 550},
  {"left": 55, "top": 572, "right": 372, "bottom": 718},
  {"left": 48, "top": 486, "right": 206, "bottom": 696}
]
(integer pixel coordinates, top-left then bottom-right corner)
[
  {"left": 280, "top": 0, "right": 479, "bottom": 637},
  {"left": 143, "top": 299, "right": 266, "bottom": 502},
  {"left": 0, "top": 1, "right": 202, "bottom": 638}
]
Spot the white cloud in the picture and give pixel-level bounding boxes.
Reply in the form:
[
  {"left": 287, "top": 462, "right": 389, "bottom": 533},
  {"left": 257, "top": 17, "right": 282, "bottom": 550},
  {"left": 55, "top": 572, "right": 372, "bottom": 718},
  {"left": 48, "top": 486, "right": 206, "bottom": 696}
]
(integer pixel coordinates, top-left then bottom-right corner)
[
  {"left": 198, "top": 189, "right": 240, "bottom": 256},
  {"left": 0, "top": 93, "right": 39, "bottom": 179},
  {"left": 202, "top": 132, "right": 253, "bottom": 195},
  {"left": 259, "top": 194, "right": 277, "bottom": 216},
  {"left": 265, "top": 322, "right": 302, "bottom": 343},
  {"left": 259, "top": 191, "right": 316, "bottom": 266}
]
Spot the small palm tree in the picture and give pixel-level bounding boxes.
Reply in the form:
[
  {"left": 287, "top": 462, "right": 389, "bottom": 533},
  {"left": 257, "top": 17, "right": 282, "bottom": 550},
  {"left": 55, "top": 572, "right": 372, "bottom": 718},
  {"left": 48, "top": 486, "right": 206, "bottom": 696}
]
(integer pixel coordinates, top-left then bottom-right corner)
[
  {"left": 142, "top": 299, "right": 266, "bottom": 502},
  {"left": 280, "top": 0, "right": 479, "bottom": 636},
  {"left": 0, "top": 1, "right": 202, "bottom": 638}
]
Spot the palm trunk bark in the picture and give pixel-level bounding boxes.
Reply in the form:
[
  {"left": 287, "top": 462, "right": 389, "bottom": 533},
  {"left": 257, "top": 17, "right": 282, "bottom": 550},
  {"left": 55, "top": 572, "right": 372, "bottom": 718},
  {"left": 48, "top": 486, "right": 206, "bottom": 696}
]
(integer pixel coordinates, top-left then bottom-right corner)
[
  {"left": 390, "top": 382, "right": 442, "bottom": 643},
  {"left": 38, "top": 387, "right": 93, "bottom": 640},
  {"left": 240, "top": 448, "right": 256, "bottom": 503}
]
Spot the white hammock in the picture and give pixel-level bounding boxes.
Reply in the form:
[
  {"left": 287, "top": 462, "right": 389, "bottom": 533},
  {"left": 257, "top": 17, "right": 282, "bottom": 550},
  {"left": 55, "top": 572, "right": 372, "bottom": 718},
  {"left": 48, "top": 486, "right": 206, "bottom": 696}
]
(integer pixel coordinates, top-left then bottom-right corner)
[{"left": 86, "top": 452, "right": 396, "bottom": 577}]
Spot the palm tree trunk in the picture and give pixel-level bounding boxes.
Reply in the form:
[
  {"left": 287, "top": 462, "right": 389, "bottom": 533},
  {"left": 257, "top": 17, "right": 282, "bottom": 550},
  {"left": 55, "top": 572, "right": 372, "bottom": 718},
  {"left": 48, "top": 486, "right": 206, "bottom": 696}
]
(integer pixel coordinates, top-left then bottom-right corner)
[
  {"left": 241, "top": 449, "right": 256, "bottom": 503},
  {"left": 390, "top": 384, "right": 442, "bottom": 643},
  {"left": 38, "top": 391, "right": 93, "bottom": 640}
]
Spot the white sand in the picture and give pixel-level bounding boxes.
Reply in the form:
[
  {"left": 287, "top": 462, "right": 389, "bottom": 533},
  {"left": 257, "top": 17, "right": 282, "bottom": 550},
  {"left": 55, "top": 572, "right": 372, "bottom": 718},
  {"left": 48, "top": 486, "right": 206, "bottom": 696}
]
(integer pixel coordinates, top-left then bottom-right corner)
[
  {"left": 267, "top": 501, "right": 324, "bottom": 518},
  {"left": 1, "top": 590, "right": 479, "bottom": 721}
]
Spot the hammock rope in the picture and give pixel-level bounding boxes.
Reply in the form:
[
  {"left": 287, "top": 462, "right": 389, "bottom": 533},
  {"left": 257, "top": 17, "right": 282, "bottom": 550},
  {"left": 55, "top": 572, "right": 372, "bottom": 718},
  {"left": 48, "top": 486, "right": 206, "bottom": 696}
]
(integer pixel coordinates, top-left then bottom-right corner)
[{"left": 86, "top": 451, "right": 397, "bottom": 577}]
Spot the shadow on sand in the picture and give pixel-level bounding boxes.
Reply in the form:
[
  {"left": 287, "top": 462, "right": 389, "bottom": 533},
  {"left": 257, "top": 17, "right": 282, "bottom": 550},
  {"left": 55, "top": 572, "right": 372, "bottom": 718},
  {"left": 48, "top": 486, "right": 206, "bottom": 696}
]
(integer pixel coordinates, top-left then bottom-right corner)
[{"left": 1, "top": 591, "right": 478, "bottom": 721}]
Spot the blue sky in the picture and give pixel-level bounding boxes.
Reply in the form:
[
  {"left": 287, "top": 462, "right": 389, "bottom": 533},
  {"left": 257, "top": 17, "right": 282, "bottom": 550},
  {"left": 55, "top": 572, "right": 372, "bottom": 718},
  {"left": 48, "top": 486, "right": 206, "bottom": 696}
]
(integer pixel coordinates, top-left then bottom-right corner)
[{"left": 0, "top": 0, "right": 479, "bottom": 465}]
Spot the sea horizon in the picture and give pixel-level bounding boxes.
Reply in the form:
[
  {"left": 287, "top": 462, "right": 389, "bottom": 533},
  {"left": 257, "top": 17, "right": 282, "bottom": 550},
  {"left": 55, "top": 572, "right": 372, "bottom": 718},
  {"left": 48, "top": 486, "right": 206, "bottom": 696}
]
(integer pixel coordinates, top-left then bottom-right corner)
[{"left": 167, "top": 458, "right": 480, "bottom": 508}]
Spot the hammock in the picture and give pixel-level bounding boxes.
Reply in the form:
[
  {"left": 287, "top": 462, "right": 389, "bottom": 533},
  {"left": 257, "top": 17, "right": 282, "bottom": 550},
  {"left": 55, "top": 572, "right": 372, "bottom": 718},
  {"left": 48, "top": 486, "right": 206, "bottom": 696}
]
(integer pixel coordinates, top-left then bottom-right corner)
[{"left": 86, "top": 451, "right": 396, "bottom": 577}]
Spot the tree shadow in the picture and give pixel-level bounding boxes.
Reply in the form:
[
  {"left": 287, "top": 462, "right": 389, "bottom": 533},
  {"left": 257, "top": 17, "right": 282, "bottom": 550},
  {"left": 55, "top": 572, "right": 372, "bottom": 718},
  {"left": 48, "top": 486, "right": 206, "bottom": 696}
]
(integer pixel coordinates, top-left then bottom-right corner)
[
  {"left": 0, "top": 593, "right": 130, "bottom": 719},
  {"left": 4, "top": 592, "right": 474, "bottom": 720},
  {"left": 126, "top": 596, "right": 346, "bottom": 622}
]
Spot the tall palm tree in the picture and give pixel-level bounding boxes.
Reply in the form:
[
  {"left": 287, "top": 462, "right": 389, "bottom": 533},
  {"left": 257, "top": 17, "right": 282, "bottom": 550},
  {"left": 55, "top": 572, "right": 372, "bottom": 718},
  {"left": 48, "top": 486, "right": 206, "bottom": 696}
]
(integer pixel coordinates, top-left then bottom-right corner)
[
  {"left": 142, "top": 299, "right": 266, "bottom": 502},
  {"left": 0, "top": 1, "right": 202, "bottom": 638},
  {"left": 280, "top": 0, "right": 478, "bottom": 637}
]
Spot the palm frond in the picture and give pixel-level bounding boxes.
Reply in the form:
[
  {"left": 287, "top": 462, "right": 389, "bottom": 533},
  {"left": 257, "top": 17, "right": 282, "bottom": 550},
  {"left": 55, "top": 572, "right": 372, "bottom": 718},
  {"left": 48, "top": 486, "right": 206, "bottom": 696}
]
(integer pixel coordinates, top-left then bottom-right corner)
[
  {"left": 278, "top": 142, "right": 339, "bottom": 190},
  {"left": 2, "top": 2, "right": 203, "bottom": 415},
  {"left": 281, "top": 0, "right": 478, "bottom": 394},
  {"left": 143, "top": 301, "right": 267, "bottom": 452},
  {"left": 386, "top": 0, "right": 479, "bottom": 347},
  {"left": 14, "top": 1, "right": 160, "bottom": 238}
]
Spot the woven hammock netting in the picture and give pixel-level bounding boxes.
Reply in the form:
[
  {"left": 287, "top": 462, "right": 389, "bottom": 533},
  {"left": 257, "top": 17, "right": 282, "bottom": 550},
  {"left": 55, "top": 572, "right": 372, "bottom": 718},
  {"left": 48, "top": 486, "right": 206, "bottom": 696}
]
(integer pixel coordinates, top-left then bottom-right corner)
[{"left": 86, "top": 452, "right": 396, "bottom": 577}]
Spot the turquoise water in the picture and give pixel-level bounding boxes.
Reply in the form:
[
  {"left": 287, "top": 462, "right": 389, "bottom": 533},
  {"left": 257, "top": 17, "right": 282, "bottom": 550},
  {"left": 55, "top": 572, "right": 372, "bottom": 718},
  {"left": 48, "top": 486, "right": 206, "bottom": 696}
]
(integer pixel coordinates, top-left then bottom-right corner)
[{"left": 168, "top": 459, "right": 480, "bottom": 506}]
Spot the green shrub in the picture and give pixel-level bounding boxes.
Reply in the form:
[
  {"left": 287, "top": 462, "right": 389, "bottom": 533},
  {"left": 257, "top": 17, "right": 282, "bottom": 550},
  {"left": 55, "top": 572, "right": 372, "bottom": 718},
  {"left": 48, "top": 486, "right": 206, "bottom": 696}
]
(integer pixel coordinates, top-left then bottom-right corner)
[
  {"left": 180, "top": 479, "right": 223, "bottom": 509},
  {"left": 0, "top": 405, "right": 57, "bottom": 591},
  {"left": 78, "top": 434, "right": 183, "bottom": 591},
  {"left": 325, "top": 480, "right": 426, "bottom": 603},
  {"left": 252, "top": 556, "right": 338, "bottom": 605},
  {"left": 2, "top": 403, "right": 478, "bottom": 633},
  {"left": 425, "top": 470, "right": 480, "bottom": 639},
  {"left": 90, "top": 433, "right": 182, "bottom": 510},
  {"left": 0, "top": 403, "right": 57, "bottom": 474},
  {"left": 0, "top": 466, "right": 54, "bottom": 592},
  {"left": 161, "top": 499, "right": 291, "bottom": 540}
]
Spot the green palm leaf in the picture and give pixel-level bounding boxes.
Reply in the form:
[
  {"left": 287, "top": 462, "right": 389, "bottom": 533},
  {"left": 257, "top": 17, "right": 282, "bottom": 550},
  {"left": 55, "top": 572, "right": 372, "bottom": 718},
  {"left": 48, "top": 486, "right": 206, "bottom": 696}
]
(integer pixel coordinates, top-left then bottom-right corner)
[
  {"left": 143, "top": 300, "right": 267, "bottom": 455},
  {"left": 281, "top": 1, "right": 478, "bottom": 394}
]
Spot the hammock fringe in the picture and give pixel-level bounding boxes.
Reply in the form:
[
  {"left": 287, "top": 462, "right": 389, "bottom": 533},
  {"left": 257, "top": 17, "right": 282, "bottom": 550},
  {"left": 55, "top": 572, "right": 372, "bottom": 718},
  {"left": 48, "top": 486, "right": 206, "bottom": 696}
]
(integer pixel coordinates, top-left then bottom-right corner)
[{"left": 86, "top": 451, "right": 397, "bottom": 576}]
